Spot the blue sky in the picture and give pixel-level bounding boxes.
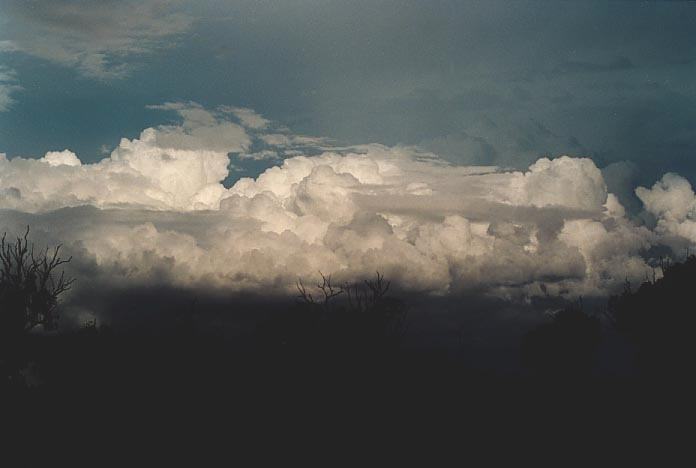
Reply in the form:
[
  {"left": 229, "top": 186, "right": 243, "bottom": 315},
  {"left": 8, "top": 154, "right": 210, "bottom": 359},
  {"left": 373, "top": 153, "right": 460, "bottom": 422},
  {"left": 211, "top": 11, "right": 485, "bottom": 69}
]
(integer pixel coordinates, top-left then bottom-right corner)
[{"left": 1, "top": 0, "right": 695, "bottom": 193}]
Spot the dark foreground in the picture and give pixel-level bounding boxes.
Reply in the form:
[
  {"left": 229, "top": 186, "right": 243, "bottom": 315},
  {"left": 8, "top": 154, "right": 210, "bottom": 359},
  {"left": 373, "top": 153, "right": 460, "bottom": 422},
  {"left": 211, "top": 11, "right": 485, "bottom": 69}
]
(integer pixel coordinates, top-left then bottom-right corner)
[{"left": 3, "top": 260, "right": 696, "bottom": 462}]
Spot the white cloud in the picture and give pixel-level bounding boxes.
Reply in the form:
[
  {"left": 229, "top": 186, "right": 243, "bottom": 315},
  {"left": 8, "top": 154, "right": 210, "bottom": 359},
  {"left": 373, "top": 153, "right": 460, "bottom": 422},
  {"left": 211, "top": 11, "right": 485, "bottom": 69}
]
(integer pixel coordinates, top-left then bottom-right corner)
[
  {"left": 636, "top": 173, "right": 696, "bottom": 244},
  {"left": 219, "top": 106, "right": 270, "bottom": 130},
  {"left": 43, "top": 150, "right": 82, "bottom": 167},
  {"left": 0, "top": 0, "right": 194, "bottom": 79},
  {"left": 514, "top": 157, "right": 607, "bottom": 211},
  {"left": 0, "top": 103, "right": 249, "bottom": 211},
  {"left": 0, "top": 103, "right": 691, "bottom": 301}
]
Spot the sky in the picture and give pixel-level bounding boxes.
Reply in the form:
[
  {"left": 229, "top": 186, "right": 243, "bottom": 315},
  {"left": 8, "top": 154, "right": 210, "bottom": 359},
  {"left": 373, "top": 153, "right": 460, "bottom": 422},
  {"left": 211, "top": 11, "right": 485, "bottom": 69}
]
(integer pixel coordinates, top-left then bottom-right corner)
[{"left": 1, "top": 0, "right": 696, "bottom": 316}]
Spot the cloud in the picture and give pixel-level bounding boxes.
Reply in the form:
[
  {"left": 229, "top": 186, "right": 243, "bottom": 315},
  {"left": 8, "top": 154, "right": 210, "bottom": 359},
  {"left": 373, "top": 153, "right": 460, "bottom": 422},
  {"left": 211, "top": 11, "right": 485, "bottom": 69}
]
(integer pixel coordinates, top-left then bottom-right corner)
[
  {"left": 636, "top": 173, "right": 696, "bottom": 244},
  {"left": 43, "top": 150, "right": 82, "bottom": 167},
  {"left": 0, "top": 102, "right": 340, "bottom": 212},
  {"left": 418, "top": 113, "right": 589, "bottom": 169},
  {"left": 0, "top": 0, "right": 194, "bottom": 79},
  {"left": 0, "top": 103, "right": 247, "bottom": 211},
  {"left": 0, "top": 66, "right": 21, "bottom": 111},
  {"left": 601, "top": 161, "right": 641, "bottom": 213},
  {"left": 219, "top": 106, "right": 270, "bottom": 130},
  {"left": 1, "top": 102, "right": 692, "bottom": 304}
]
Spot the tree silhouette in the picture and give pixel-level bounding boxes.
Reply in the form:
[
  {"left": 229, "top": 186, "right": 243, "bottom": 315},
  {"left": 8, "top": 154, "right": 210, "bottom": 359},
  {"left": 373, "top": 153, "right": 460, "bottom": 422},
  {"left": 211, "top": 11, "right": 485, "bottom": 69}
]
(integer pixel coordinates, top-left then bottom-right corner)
[
  {"left": 260, "top": 272, "right": 406, "bottom": 359},
  {"left": 608, "top": 254, "right": 696, "bottom": 376},
  {"left": 0, "top": 227, "right": 75, "bottom": 339},
  {"left": 297, "top": 271, "right": 406, "bottom": 345}
]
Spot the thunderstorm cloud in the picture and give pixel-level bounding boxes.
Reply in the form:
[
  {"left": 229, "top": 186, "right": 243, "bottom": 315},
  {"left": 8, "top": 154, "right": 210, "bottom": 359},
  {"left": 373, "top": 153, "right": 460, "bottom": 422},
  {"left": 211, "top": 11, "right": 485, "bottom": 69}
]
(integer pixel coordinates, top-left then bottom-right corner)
[{"left": 1, "top": 102, "right": 691, "bottom": 302}]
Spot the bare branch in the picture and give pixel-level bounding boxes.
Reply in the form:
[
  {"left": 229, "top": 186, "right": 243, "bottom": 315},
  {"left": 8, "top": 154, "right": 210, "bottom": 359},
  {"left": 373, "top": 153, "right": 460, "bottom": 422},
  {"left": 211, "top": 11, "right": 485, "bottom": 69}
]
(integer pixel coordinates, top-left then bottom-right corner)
[
  {"left": 296, "top": 278, "right": 315, "bottom": 304},
  {"left": 317, "top": 271, "right": 343, "bottom": 306},
  {"left": 0, "top": 227, "right": 75, "bottom": 333}
]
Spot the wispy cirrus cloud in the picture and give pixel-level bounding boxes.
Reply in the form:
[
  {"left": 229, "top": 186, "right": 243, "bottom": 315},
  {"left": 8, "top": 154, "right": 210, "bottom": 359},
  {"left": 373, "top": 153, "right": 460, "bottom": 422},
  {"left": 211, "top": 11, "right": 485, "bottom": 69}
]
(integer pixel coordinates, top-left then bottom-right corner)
[
  {"left": 0, "top": 66, "right": 21, "bottom": 111},
  {"left": 0, "top": 0, "right": 194, "bottom": 79}
]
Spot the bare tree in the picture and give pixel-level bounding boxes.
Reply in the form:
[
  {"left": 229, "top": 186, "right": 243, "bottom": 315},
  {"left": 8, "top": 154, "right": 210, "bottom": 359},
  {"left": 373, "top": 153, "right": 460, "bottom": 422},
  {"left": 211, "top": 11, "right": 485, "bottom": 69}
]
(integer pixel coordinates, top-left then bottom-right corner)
[
  {"left": 296, "top": 271, "right": 407, "bottom": 340},
  {"left": 296, "top": 272, "right": 343, "bottom": 311},
  {"left": 0, "top": 227, "right": 75, "bottom": 336},
  {"left": 344, "top": 271, "right": 391, "bottom": 314},
  {"left": 296, "top": 271, "right": 394, "bottom": 313}
]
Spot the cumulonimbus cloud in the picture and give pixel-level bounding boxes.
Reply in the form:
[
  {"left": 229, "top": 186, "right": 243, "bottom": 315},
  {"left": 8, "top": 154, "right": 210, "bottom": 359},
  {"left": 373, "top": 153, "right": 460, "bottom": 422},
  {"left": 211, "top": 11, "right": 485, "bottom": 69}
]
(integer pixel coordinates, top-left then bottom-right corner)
[{"left": 0, "top": 102, "right": 690, "bottom": 301}]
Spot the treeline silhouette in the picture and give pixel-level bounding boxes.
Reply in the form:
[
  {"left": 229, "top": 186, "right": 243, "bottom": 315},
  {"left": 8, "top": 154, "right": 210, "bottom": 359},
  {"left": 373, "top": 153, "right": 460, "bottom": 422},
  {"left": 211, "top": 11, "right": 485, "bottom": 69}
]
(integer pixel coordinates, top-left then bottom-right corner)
[
  {"left": 258, "top": 272, "right": 407, "bottom": 361},
  {"left": 522, "top": 254, "right": 696, "bottom": 380},
  {"left": 3, "top": 227, "right": 696, "bottom": 396},
  {"left": 608, "top": 255, "right": 696, "bottom": 377}
]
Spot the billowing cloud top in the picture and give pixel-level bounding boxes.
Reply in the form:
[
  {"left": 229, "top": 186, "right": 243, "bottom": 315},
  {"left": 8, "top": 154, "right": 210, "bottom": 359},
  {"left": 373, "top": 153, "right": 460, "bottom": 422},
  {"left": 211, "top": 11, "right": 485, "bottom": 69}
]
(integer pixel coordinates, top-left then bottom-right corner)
[{"left": 0, "top": 103, "right": 692, "bottom": 301}]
